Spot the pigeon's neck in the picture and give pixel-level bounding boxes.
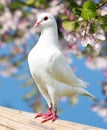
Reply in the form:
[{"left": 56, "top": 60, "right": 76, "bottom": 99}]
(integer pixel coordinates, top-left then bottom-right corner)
[{"left": 39, "top": 25, "right": 58, "bottom": 47}]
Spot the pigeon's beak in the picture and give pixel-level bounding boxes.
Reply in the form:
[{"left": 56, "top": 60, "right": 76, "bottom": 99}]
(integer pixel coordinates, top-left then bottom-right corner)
[{"left": 34, "top": 21, "right": 42, "bottom": 27}]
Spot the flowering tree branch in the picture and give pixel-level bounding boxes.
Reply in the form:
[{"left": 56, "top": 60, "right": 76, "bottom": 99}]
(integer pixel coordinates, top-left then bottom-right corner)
[{"left": 96, "top": 0, "right": 107, "bottom": 9}]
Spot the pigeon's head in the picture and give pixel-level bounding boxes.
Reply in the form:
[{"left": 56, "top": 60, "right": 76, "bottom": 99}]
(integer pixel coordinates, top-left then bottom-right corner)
[{"left": 34, "top": 13, "right": 56, "bottom": 29}]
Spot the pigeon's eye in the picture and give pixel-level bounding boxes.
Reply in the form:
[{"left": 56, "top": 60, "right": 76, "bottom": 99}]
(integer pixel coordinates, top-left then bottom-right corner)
[{"left": 44, "top": 16, "right": 48, "bottom": 21}]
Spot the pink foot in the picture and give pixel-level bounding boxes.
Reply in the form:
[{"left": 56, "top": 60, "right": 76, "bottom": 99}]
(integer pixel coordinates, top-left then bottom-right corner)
[
  {"left": 35, "top": 112, "right": 44, "bottom": 118},
  {"left": 43, "top": 108, "right": 52, "bottom": 118},
  {"left": 35, "top": 104, "right": 52, "bottom": 119},
  {"left": 41, "top": 115, "right": 53, "bottom": 123},
  {"left": 41, "top": 110, "right": 58, "bottom": 123},
  {"left": 52, "top": 111, "right": 58, "bottom": 122}
]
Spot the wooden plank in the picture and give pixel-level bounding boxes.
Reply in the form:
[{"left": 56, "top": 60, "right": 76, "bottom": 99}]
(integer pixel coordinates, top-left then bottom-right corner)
[
  {"left": 0, "top": 106, "right": 104, "bottom": 130},
  {"left": 0, "top": 124, "right": 13, "bottom": 130}
]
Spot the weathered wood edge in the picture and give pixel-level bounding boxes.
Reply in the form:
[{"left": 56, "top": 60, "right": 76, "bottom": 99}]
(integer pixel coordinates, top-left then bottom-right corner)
[{"left": 0, "top": 106, "right": 104, "bottom": 130}]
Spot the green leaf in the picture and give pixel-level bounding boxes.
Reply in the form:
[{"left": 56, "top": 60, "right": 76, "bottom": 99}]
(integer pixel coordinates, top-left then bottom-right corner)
[
  {"left": 12, "top": 57, "right": 26, "bottom": 67},
  {"left": 9, "top": 2, "right": 23, "bottom": 10},
  {"left": 81, "top": 0, "right": 97, "bottom": 20},
  {"left": 101, "top": 23, "right": 107, "bottom": 32},
  {"left": 59, "top": 14, "right": 68, "bottom": 20},
  {"left": 5, "top": 36, "right": 13, "bottom": 42},
  {"left": 25, "top": 0, "right": 35, "bottom": 5},
  {"left": 67, "top": 0, "right": 81, "bottom": 16},
  {"left": 72, "top": 7, "right": 82, "bottom": 16},
  {"left": 62, "top": 21, "right": 79, "bottom": 31},
  {"left": 98, "top": 15, "right": 107, "bottom": 24},
  {"left": 16, "top": 30, "right": 24, "bottom": 37},
  {"left": 97, "top": 14, "right": 107, "bottom": 31},
  {"left": 34, "top": 0, "right": 48, "bottom": 8},
  {"left": 0, "top": 25, "right": 2, "bottom": 29},
  {"left": 22, "top": 79, "right": 34, "bottom": 87},
  {"left": 89, "top": 22, "right": 98, "bottom": 34},
  {"left": 0, "top": 56, "right": 8, "bottom": 62},
  {"left": 68, "top": 0, "right": 78, "bottom": 10},
  {"left": 0, "top": 3, "right": 4, "bottom": 11},
  {"left": 23, "top": 90, "right": 36, "bottom": 100},
  {"left": 34, "top": 1, "right": 41, "bottom": 8}
]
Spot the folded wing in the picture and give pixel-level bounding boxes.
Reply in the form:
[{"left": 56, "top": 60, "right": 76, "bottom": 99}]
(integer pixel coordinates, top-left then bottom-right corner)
[{"left": 48, "top": 51, "right": 89, "bottom": 88}]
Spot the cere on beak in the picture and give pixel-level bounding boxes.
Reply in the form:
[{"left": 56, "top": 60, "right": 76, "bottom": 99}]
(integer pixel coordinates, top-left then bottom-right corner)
[
  {"left": 34, "top": 21, "right": 41, "bottom": 27},
  {"left": 34, "top": 16, "right": 48, "bottom": 27}
]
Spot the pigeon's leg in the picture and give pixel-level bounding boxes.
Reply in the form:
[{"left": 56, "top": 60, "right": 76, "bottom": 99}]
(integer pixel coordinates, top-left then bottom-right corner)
[
  {"left": 41, "top": 87, "right": 58, "bottom": 123},
  {"left": 35, "top": 103, "right": 52, "bottom": 118},
  {"left": 35, "top": 86, "right": 52, "bottom": 118},
  {"left": 41, "top": 108, "right": 58, "bottom": 123},
  {"left": 43, "top": 103, "right": 53, "bottom": 118},
  {"left": 52, "top": 109, "right": 58, "bottom": 122},
  {"left": 50, "top": 93, "right": 58, "bottom": 122}
]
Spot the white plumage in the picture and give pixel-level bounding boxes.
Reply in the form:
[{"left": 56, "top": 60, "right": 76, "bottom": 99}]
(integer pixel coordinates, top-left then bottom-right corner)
[{"left": 28, "top": 13, "right": 95, "bottom": 123}]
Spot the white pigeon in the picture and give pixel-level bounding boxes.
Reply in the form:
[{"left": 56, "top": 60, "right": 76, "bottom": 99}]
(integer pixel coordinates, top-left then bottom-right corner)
[{"left": 28, "top": 13, "right": 95, "bottom": 123}]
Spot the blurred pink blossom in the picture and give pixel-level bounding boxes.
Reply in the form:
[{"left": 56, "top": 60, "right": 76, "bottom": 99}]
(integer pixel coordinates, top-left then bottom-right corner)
[
  {"left": 60, "top": 96, "right": 67, "bottom": 102},
  {"left": 103, "top": 69, "right": 107, "bottom": 77},
  {"left": 0, "top": 65, "right": 17, "bottom": 77},
  {"left": 97, "top": 107, "right": 107, "bottom": 118},
  {"left": 100, "top": 6, "right": 107, "bottom": 16},
  {"left": 92, "top": 99, "right": 107, "bottom": 122},
  {"left": 0, "top": 42, "right": 6, "bottom": 48},
  {"left": 85, "top": 57, "right": 107, "bottom": 70},
  {"left": 91, "top": 105, "right": 100, "bottom": 112},
  {"left": 81, "top": 36, "right": 92, "bottom": 47},
  {"left": 64, "top": 33, "right": 79, "bottom": 43}
]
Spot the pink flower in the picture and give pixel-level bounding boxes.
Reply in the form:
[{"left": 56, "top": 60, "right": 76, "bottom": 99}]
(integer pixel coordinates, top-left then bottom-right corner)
[
  {"left": 93, "top": 43, "right": 101, "bottom": 50},
  {"left": 81, "top": 35, "right": 101, "bottom": 50},
  {"left": 81, "top": 36, "right": 92, "bottom": 47},
  {"left": 94, "top": 27, "right": 105, "bottom": 41},
  {"left": 0, "top": 65, "right": 17, "bottom": 77},
  {"left": 0, "top": 42, "right": 6, "bottom": 48},
  {"left": 100, "top": 6, "right": 107, "bottom": 16},
  {"left": 91, "top": 105, "right": 99, "bottom": 112},
  {"left": 68, "top": 15, "right": 74, "bottom": 21},
  {"left": 64, "top": 33, "right": 79, "bottom": 43},
  {"left": 85, "top": 57, "right": 107, "bottom": 70},
  {"left": 103, "top": 69, "right": 107, "bottom": 77},
  {"left": 65, "top": 8, "right": 71, "bottom": 15},
  {"left": 97, "top": 107, "right": 107, "bottom": 118}
]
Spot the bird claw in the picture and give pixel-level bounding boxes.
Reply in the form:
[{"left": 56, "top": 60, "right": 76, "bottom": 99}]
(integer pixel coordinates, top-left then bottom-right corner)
[
  {"left": 43, "top": 111, "right": 52, "bottom": 119},
  {"left": 35, "top": 113, "right": 44, "bottom": 118},
  {"left": 41, "top": 115, "right": 53, "bottom": 123},
  {"left": 35, "top": 109, "right": 52, "bottom": 119},
  {"left": 41, "top": 113, "right": 58, "bottom": 123},
  {"left": 52, "top": 115, "right": 58, "bottom": 122},
  {"left": 35, "top": 105, "right": 58, "bottom": 123}
]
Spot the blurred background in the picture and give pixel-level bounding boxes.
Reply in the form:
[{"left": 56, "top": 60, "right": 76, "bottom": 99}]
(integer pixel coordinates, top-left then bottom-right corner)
[{"left": 0, "top": 0, "right": 107, "bottom": 129}]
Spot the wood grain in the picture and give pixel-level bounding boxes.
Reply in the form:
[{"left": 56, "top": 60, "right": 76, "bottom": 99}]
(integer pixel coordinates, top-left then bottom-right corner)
[{"left": 0, "top": 106, "right": 104, "bottom": 130}]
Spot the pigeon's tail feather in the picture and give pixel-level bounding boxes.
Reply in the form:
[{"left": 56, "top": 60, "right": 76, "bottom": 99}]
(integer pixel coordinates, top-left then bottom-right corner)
[
  {"left": 79, "top": 88, "right": 96, "bottom": 100},
  {"left": 78, "top": 78, "right": 89, "bottom": 88}
]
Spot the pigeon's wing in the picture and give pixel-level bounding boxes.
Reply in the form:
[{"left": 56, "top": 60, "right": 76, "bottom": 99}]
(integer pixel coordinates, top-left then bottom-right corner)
[{"left": 48, "top": 51, "right": 88, "bottom": 88}]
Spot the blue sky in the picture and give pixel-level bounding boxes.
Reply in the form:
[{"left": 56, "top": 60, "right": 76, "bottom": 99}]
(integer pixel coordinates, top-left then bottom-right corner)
[{"left": 0, "top": 53, "right": 106, "bottom": 129}]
